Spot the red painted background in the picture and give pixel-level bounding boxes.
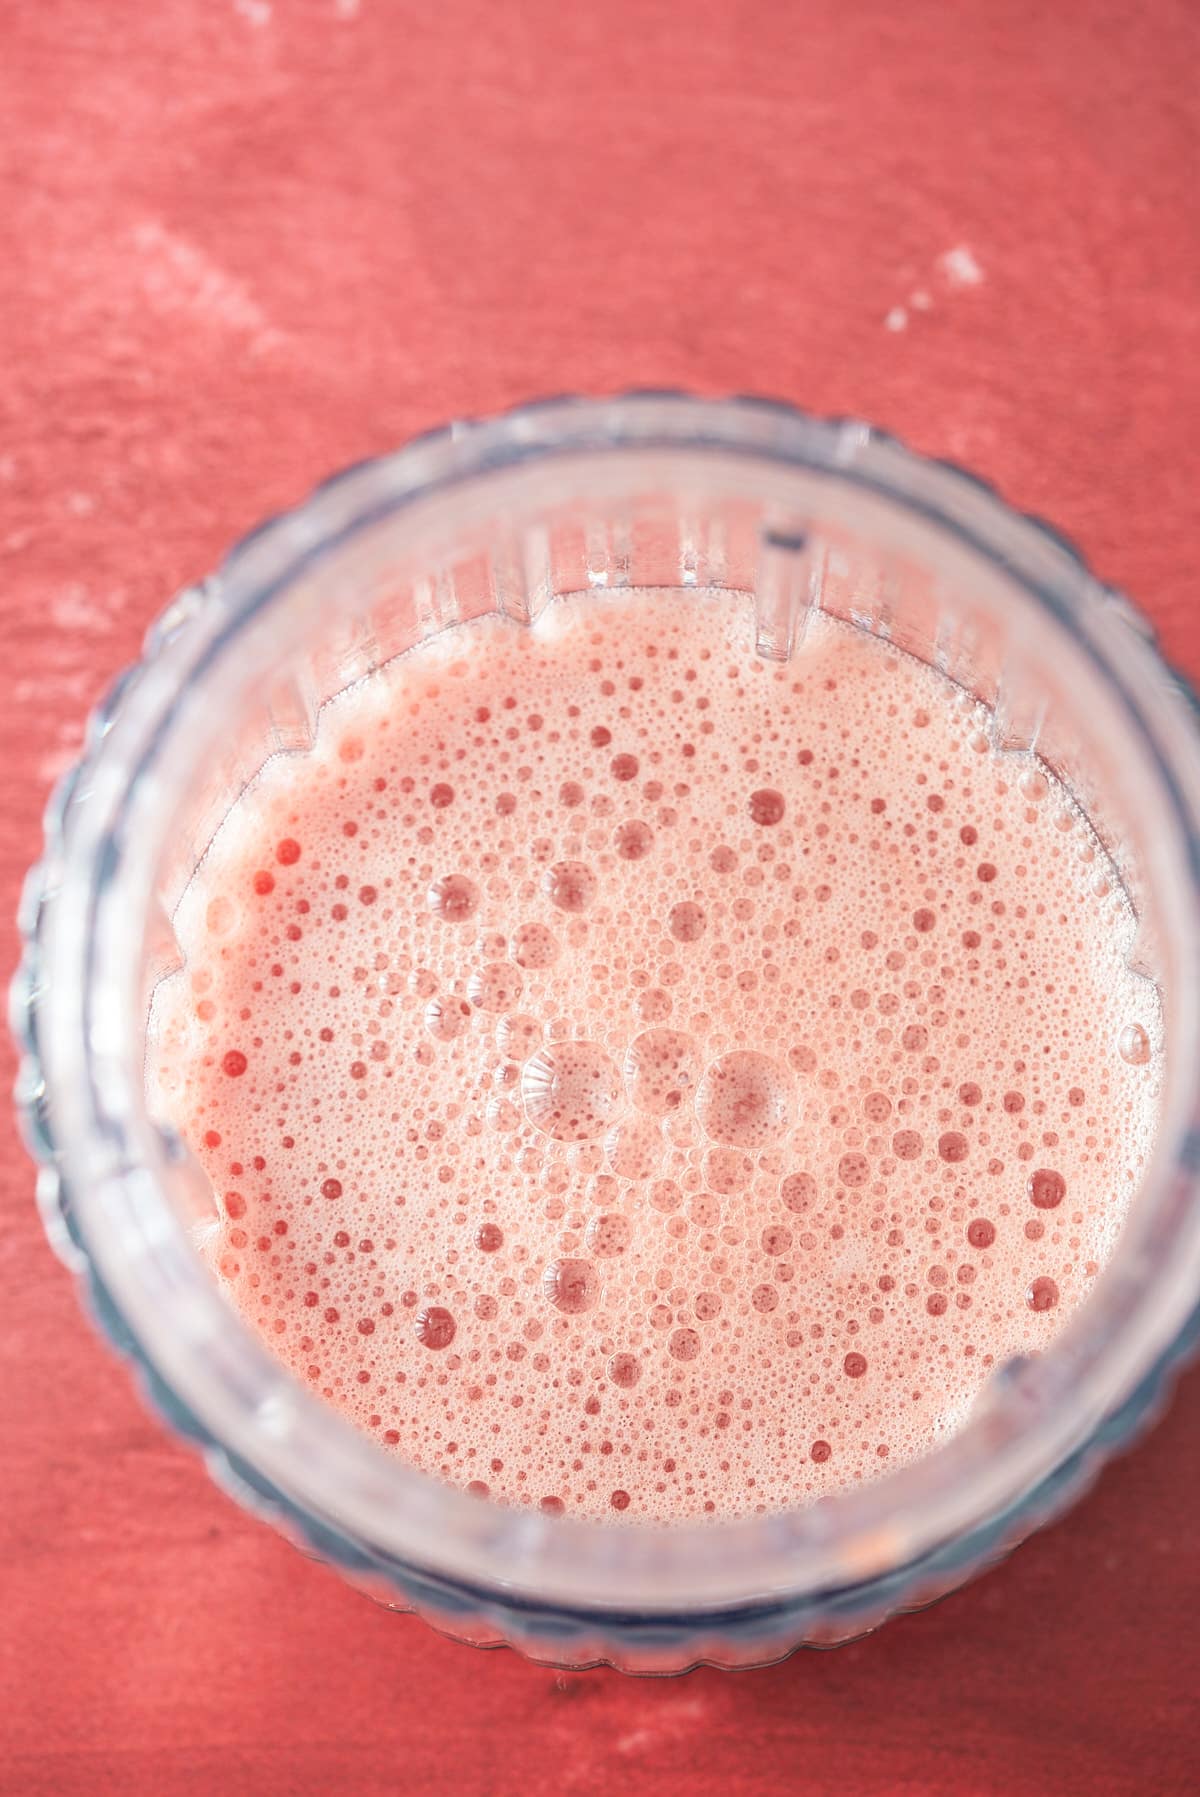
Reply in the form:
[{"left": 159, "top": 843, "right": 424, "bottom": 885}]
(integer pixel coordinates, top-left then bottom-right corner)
[{"left": 2, "top": 3, "right": 1198, "bottom": 1791}]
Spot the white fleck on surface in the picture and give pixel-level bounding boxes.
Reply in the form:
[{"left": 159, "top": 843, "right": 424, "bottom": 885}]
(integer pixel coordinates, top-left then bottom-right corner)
[
  {"left": 131, "top": 220, "right": 283, "bottom": 351},
  {"left": 65, "top": 492, "right": 95, "bottom": 516},
  {"left": 233, "top": 0, "right": 272, "bottom": 25},
  {"left": 910, "top": 287, "right": 932, "bottom": 311},
  {"left": 884, "top": 306, "right": 908, "bottom": 332},
  {"left": 334, "top": 0, "right": 360, "bottom": 16},
  {"left": 14, "top": 671, "right": 96, "bottom": 704},
  {"left": 614, "top": 1697, "right": 710, "bottom": 1756},
  {"left": 940, "top": 244, "right": 985, "bottom": 287},
  {"left": 51, "top": 586, "right": 116, "bottom": 633}
]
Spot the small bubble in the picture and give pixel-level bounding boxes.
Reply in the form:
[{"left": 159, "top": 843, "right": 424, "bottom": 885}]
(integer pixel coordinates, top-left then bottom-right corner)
[
  {"left": 611, "top": 753, "right": 639, "bottom": 782},
  {"left": 843, "top": 1352, "right": 868, "bottom": 1379},
  {"left": 811, "top": 1440, "right": 832, "bottom": 1463},
  {"left": 752, "top": 1284, "right": 779, "bottom": 1313},
  {"left": 669, "top": 1327, "right": 700, "bottom": 1362},
  {"left": 485, "top": 1094, "right": 521, "bottom": 1133},
  {"left": 425, "top": 995, "right": 471, "bottom": 1040},
  {"left": 428, "top": 874, "right": 480, "bottom": 923},
  {"left": 496, "top": 1013, "right": 541, "bottom": 1058},
  {"left": 650, "top": 1178, "right": 683, "bottom": 1213},
  {"left": 748, "top": 788, "right": 785, "bottom": 826},
  {"left": 1019, "top": 769, "right": 1049, "bottom": 802},
  {"left": 624, "top": 1028, "right": 699, "bottom": 1116},
  {"left": 1027, "top": 1276, "right": 1060, "bottom": 1313},
  {"left": 523, "top": 1043, "right": 624, "bottom": 1141},
  {"left": 222, "top": 1050, "right": 248, "bottom": 1078},
  {"left": 704, "top": 1145, "right": 752, "bottom": 1194},
  {"left": 668, "top": 901, "right": 706, "bottom": 943},
  {"left": 543, "top": 1258, "right": 598, "bottom": 1313},
  {"left": 688, "top": 1191, "right": 720, "bottom": 1228},
  {"left": 967, "top": 1218, "right": 996, "bottom": 1249},
  {"left": 468, "top": 963, "right": 525, "bottom": 1012},
  {"left": 415, "top": 1305, "right": 456, "bottom": 1349},
  {"left": 614, "top": 820, "right": 654, "bottom": 860},
  {"left": 476, "top": 1223, "right": 504, "bottom": 1252},
  {"left": 608, "top": 1352, "right": 640, "bottom": 1387},
  {"left": 780, "top": 1172, "right": 817, "bottom": 1213},
  {"left": 586, "top": 1213, "right": 632, "bottom": 1256},
  {"left": 511, "top": 922, "right": 560, "bottom": 968},
  {"left": 1029, "top": 1168, "right": 1066, "bottom": 1210},
  {"left": 1118, "top": 1023, "right": 1151, "bottom": 1065},
  {"left": 206, "top": 896, "right": 238, "bottom": 936},
  {"left": 696, "top": 1051, "right": 790, "bottom": 1148},
  {"left": 605, "top": 1115, "right": 663, "bottom": 1180},
  {"left": 636, "top": 987, "right": 673, "bottom": 1023},
  {"left": 938, "top": 1131, "right": 968, "bottom": 1163},
  {"left": 545, "top": 861, "right": 597, "bottom": 913}
]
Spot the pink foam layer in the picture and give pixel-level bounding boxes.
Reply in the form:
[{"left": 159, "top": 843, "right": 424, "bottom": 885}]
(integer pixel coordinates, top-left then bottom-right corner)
[{"left": 150, "top": 590, "right": 1160, "bottom": 1521}]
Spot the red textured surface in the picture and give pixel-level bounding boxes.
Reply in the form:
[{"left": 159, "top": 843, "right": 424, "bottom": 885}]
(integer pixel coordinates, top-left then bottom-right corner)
[{"left": 2, "top": 2, "right": 1198, "bottom": 1791}]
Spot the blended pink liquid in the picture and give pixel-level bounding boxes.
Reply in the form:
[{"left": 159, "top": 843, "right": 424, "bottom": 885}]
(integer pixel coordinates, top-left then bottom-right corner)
[{"left": 151, "top": 589, "right": 1159, "bottom": 1521}]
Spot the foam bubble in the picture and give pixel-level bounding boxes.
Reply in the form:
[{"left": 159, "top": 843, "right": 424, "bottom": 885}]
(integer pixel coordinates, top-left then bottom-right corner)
[
  {"left": 543, "top": 1257, "right": 599, "bottom": 1313},
  {"left": 544, "top": 861, "right": 597, "bottom": 913},
  {"left": 522, "top": 1042, "right": 624, "bottom": 1141},
  {"left": 696, "top": 1051, "right": 791, "bottom": 1148},
  {"left": 428, "top": 873, "right": 480, "bottom": 923},
  {"left": 511, "top": 922, "right": 559, "bottom": 968},
  {"left": 623, "top": 1028, "right": 698, "bottom": 1116}
]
